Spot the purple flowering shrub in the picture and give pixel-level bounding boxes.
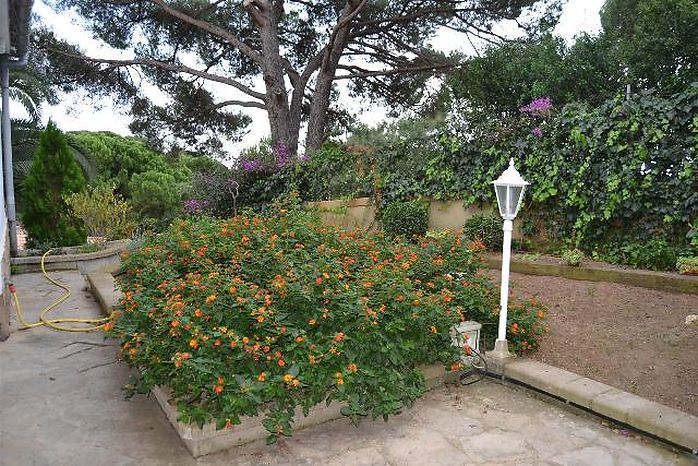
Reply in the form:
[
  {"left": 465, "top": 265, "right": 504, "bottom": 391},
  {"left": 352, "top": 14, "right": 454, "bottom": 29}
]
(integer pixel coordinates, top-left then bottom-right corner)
[
  {"left": 187, "top": 170, "right": 239, "bottom": 217},
  {"left": 183, "top": 198, "right": 206, "bottom": 216},
  {"left": 520, "top": 97, "right": 553, "bottom": 117},
  {"left": 237, "top": 139, "right": 296, "bottom": 173},
  {"left": 520, "top": 97, "right": 553, "bottom": 138}
]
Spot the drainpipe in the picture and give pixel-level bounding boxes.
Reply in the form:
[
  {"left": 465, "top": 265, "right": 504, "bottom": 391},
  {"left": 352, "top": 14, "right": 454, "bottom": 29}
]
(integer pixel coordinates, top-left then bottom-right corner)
[{"left": 1, "top": 53, "right": 29, "bottom": 256}]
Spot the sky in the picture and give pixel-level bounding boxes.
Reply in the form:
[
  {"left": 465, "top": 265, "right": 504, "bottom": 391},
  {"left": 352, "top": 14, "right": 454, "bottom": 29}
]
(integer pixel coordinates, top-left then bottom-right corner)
[{"left": 30, "top": 0, "right": 606, "bottom": 157}]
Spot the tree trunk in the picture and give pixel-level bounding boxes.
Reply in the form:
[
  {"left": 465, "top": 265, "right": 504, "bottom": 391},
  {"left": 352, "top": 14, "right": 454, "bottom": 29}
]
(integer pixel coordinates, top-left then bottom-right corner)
[
  {"left": 305, "top": 2, "right": 358, "bottom": 153},
  {"left": 245, "top": 0, "right": 295, "bottom": 153}
]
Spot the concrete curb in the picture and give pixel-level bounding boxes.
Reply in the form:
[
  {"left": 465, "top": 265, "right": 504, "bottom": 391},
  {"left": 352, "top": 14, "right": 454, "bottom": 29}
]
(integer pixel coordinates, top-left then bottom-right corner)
[
  {"left": 486, "top": 357, "right": 698, "bottom": 453},
  {"left": 484, "top": 255, "right": 698, "bottom": 295},
  {"left": 88, "top": 272, "right": 697, "bottom": 456},
  {"left": 86, "top": 271, "right": 122, "bottom": 316}
]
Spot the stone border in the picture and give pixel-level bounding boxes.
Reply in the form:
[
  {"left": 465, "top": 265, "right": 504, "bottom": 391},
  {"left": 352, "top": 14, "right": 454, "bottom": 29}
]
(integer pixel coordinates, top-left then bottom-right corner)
[
  {"left": 88, "top": 271, "right": 697, "bottom": 457},
  {"left": 485, "top": 255, "right": 698, "bottom": 295},
  {"left": 486, "top": 357, "right": 698, "bottom": 453},
  {"left": 11, "top": 240, "right": 131, "bottom": 275},
  {"left": 152, "top": 365, "right": 451, "bottom": 457}
]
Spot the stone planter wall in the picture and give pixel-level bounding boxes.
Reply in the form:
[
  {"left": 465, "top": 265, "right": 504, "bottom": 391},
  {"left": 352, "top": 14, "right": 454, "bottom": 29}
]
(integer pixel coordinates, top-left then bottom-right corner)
[{"left": 11, "top": 240, "right": 130, "bottom": 274}]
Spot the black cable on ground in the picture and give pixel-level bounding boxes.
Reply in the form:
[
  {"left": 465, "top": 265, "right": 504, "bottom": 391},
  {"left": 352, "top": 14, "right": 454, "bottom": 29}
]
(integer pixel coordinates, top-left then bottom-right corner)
[{"left": 459, "top": 345, "right": 488, "bottom": 386}]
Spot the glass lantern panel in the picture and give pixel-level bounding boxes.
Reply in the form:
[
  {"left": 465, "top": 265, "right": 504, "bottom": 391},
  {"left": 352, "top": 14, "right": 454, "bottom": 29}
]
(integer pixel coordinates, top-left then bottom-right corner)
[
  {"left": 507, "top": 186, "right": 523, "bottom": 217},
  {"left": 494, "top": 185, "right": 507, "bottom": 217}
]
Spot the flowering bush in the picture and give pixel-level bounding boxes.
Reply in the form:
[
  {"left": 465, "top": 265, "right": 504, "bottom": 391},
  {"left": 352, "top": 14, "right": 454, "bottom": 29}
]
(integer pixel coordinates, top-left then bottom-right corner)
[{"left": 108, "top": 205, "right": 545, "bottom": 441}]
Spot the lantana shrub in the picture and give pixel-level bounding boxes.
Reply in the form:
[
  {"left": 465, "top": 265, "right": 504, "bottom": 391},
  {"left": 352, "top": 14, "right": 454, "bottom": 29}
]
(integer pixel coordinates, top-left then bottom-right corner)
[{"left": 108, "top": 205, "right": 544, "bottom": 441}]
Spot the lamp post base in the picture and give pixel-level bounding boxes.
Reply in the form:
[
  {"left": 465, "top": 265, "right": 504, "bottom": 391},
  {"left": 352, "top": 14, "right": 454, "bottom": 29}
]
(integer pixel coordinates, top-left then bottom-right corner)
[{"left": 487, "top": 339, "right": 515, "bottom": 360}]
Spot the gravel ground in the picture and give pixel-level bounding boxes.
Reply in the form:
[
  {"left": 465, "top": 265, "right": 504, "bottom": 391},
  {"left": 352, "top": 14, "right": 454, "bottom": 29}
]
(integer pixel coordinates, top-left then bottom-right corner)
[{"left": 502, "top": 272, "right": 698, "bottom": 417}]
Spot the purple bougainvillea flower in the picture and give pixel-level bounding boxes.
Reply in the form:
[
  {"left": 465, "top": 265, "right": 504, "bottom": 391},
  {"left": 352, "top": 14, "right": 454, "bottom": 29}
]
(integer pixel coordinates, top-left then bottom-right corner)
[
  {"left": 520, "top": 97, "right": 553, "bottom": 116},
  {"left": 274, "top": 142, "right": 292, "bottom": 168},
  {"left": 183, "top": 199, "right": 205, "bottom": 215},
  {"left": 532, "top": 127, "right": 543, "bottom": 138},
  {"left": 241, "top": 159, "right": 263, "bottom": 172}
]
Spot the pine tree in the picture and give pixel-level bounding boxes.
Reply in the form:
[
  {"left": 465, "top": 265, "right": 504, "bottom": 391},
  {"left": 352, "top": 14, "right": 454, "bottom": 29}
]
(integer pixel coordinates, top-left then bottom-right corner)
[{"left": 21, "top": 122, "right": 87, "bottom": 247}]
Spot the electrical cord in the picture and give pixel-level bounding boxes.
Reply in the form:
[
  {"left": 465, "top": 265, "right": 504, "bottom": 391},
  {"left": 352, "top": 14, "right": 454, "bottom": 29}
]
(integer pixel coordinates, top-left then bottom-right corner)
[
  {"left": 11, "top": 249, "right": 115, "bottom": 332},
  {"left": 459, "top": 345, "right": 489, "bottom": 386}
]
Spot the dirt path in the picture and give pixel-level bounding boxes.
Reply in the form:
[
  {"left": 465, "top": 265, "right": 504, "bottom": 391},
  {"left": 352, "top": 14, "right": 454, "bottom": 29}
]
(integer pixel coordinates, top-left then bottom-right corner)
[{"left": 501, "top": 272, "right": 698, "bottom": 417}]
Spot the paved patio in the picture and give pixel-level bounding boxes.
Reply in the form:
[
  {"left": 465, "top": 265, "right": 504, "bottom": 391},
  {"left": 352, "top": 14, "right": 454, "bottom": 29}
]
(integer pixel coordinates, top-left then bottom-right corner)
[{"left": 0, "top": 271, "right": 695, "bottom": 465}]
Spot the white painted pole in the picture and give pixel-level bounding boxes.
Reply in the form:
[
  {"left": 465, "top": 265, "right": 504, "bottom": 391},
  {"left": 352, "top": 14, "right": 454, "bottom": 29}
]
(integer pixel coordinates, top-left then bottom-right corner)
[
  {"left": 1, "top": 62, "right": 17, "bottom": 255},
  {"left": 497, "top": 219, "right": 513, "bottom": 341}
]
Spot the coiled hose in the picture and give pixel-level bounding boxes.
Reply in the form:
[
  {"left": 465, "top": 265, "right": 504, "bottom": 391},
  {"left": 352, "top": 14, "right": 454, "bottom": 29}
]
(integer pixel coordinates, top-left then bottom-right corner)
[{"left": 11, "top": 249, "right": 114, "bottom": 332}]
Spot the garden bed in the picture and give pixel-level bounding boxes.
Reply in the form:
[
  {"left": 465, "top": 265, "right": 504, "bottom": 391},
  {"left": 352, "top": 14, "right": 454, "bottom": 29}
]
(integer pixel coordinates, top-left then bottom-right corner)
[{"left": 496, "top": 271, "right": 698, "bottom": 417}]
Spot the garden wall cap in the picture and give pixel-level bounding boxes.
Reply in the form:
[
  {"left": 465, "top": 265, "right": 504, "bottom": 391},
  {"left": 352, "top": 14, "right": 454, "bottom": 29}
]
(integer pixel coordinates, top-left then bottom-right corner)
[{"left": 492, "top": 158, "right": 530, "bottom": 187}]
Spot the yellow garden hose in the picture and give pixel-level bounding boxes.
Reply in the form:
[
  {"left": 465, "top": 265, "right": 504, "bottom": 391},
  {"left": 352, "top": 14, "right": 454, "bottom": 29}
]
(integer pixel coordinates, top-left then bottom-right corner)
[{"left": 11, "top": 249, "right": 114, "bottom": 332}]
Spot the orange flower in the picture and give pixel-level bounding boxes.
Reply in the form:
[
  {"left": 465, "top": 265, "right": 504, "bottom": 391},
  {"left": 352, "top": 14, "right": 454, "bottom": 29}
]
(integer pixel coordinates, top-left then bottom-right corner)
[
  {"left": 194, "top": 308, "right": 203, "bottom": 318},
  {"left": 229, "top": 286, "right": 237, "bottom": 294},
  {"left": 537, "top": 310, "right": 545, "bottom": 319},
  {"left": 230, "top": 341, "right": 238, "bottom": 349},
  {"left": 206, "top": 294, "right": 217, "bottom": 304},
  {"left": 278, "top": 359, "right": 286, "bottom": 367},
  {"left": 295, "top": 336, "right": 304, "bottom": 343},
  {"left": 308, "top": 319, "right": 317, "bottom": 326},
  {"left": 181, "top": 352, "right": 191, "bottom": 360},
  {"left": 511, "top": 323, "right": 519, "bottom": 334},
  {"left": 334, "top": 372, "right": 344, "bottom": 385},
  {"left": 315, "top": 277, "right": 323, "bottom": 285},
  {"left": 334, "top": 332, "right": 345, "bottom": 342},
  {"left": 242, "top": 336, "right": 250, "bottom": 344},
  {"left": 102, "top": 321, "right": 114, "bottom": 332},
  {"left": 214, "top": 339, "right": 222, "bottom": 347},
  {"left": 292, "top": 379, "right": 300, "bottom": 387},
  {"left": 258, "top": 372, "right": 267, "bottom": 382},
  {"left": 257, "top": 315, "right": 265, "bottom": 323},
  {"left": 450, "top": 362, "right": 464, "bottom": 372},
  {"left": 309, "top": 355, "right": 317, "bottom": 365},
  {"left": 347, "top": 363, "right": 358, "bottom": 373},
  {"left": 283, "top": 374, "right": 293, "bottom": 383},
  {"left": 429, "top": 325, "right": 437, "bottom": 334},
  {"left": 189, "top": 339, "right": 199, "bottom": 349},
  {"left": 213, "top": 385, "right": 223, "bottom": 394}
]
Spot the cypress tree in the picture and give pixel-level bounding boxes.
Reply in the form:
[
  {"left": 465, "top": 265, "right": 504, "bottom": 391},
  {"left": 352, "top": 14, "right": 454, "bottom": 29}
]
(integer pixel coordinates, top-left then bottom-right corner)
[{"left": 21, "top": 122, "right": 87, "bottom": 247}]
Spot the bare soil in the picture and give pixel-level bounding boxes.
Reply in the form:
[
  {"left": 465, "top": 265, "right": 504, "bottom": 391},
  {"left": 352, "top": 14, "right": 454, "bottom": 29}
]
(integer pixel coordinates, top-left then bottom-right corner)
[{"left": 500, "top": 272, "right": 698, "bottom": 417}]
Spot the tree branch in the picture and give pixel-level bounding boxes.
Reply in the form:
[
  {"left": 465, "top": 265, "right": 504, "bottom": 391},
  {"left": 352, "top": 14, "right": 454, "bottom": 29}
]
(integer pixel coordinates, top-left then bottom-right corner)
[
  {"left": 334, "top": 63, "right": 451, "bottom": 80},
  {"left": 48, "top": 48, "right": 267, "bottom": 102},
  {"left": 210, "top": 99, "right": 266, "bottom": 110},
  {"left": 148, "top": 0, "right": 264, "bottom": 66}
]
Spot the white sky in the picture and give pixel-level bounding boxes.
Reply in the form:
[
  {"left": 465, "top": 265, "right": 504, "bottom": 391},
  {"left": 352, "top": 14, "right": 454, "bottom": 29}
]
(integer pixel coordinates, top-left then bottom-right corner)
[{"left": 30, "top": 0, "right": 605, "bottom": 158}]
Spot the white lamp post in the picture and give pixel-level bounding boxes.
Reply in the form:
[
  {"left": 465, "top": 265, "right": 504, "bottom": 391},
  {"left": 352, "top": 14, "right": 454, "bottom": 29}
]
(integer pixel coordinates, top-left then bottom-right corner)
[{"left": 489, "top": 158, "right": 529, "bottom": 359}]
